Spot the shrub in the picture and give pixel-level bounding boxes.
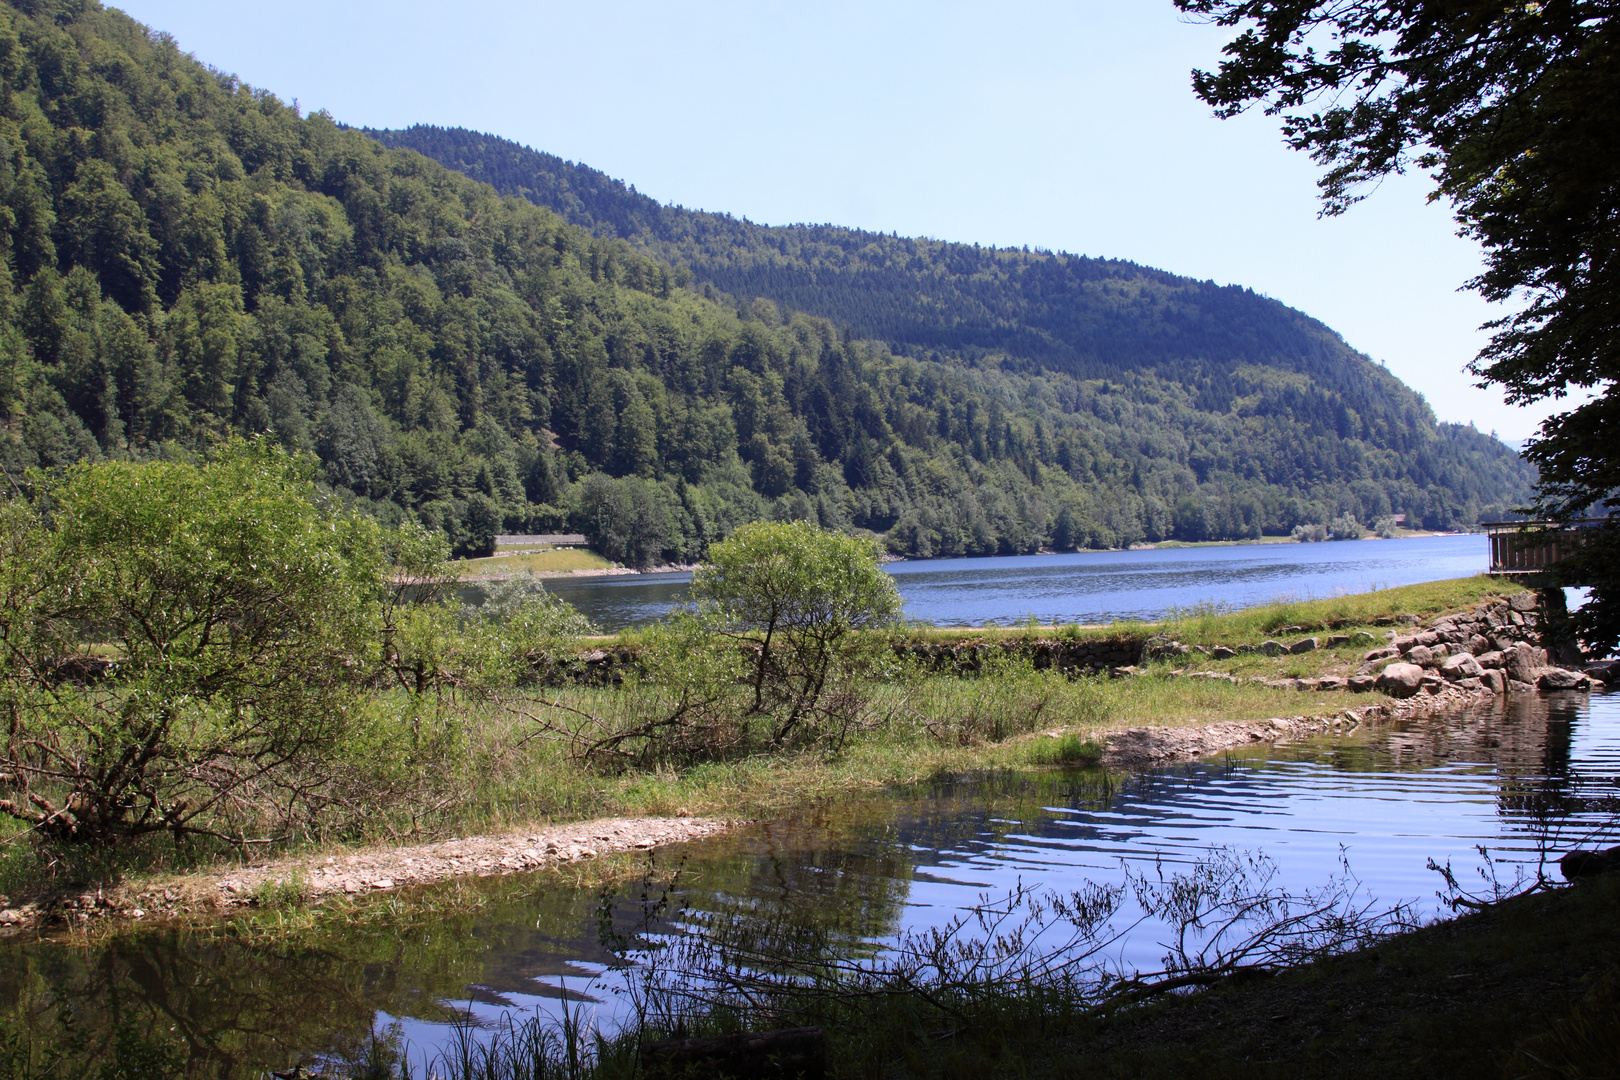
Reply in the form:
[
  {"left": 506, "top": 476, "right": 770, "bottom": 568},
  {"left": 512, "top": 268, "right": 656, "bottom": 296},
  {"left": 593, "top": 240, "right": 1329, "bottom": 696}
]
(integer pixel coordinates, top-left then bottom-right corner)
[
  {"left": 1329, "top": 513, "right": 1367, "bottom": 540},
  {"left": 0, "top": 441, "right": 391, "bottom": 846},
  {"left": 691, "top": 521, "right": 902, "bottom": 746}
]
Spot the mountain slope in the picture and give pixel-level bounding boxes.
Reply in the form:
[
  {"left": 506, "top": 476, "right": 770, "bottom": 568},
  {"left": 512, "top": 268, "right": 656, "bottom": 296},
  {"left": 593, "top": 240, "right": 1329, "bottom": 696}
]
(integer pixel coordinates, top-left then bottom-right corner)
[
  {"left": 0, "top": 3, "right": 1530, "bottom": 571},
  {"left": 366, "top": 126, "right": 1461, "bottom": 402}
]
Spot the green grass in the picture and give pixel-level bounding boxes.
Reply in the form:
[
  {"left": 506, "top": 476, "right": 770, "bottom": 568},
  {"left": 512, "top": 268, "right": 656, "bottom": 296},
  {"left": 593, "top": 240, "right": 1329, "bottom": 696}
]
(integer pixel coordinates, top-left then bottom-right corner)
[
  {"left": 2, "top": 576, "right": 1525, "bottom": 912},
  {"left": 456, "top": 548, "right": 614, "bottom": 575}
]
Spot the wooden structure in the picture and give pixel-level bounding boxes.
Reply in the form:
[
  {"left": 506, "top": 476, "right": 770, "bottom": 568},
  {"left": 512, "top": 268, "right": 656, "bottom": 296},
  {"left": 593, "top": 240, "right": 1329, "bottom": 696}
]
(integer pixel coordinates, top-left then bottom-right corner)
[
  {"left": 494, "top": 533, "right": 588, "bottom": 547},
  {"left": 1483, "top": 519, "right": 1606, "bottom": 579}
]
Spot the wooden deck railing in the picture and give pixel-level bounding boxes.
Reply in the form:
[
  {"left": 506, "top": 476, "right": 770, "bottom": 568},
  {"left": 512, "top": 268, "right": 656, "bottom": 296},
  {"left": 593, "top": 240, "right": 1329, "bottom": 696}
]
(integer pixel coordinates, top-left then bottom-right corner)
[{"left": 1482, "top": 519, "right": 1607, "bottom": 577}]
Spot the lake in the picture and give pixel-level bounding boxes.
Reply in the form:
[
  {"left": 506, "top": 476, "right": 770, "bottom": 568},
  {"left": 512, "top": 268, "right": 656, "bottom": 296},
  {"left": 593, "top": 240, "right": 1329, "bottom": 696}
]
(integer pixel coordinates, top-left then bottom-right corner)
[
  {"left": 539, "top": 534, "right": 1491, "bottom": 630},
  {"left": 5, "top": 689, "right": 1613, "bottom": 1076}
]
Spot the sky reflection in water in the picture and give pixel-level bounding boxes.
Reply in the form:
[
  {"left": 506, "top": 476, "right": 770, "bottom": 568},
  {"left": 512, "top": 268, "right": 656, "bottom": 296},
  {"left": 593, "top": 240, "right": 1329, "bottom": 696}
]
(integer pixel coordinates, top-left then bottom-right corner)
[{"left": 539, "top": 534, "right": 1489, "bottom": 630}]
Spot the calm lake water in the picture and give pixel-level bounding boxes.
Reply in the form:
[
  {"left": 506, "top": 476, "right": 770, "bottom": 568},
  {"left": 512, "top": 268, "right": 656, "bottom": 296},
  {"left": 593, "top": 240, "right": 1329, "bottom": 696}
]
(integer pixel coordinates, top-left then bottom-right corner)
[
  {"left": 5, "top": 690, "right": 1614, "bottom": 1076},
  {"left": 541, "top": 534, "right": 1490, "bottom": 630}
]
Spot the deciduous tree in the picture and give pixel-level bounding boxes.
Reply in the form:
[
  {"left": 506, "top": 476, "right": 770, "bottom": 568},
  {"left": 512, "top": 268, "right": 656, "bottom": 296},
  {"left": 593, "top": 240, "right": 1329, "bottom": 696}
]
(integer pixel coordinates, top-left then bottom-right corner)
[{"left": 1177, "top": 0, "right": 1620, "bottom": 650}]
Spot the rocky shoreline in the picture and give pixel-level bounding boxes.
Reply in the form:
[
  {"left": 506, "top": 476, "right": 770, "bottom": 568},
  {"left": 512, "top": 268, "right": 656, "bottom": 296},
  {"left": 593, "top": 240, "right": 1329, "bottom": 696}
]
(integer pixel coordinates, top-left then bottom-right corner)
[{"left": 0, "top": 816, "right": 731, "bottom": 931}]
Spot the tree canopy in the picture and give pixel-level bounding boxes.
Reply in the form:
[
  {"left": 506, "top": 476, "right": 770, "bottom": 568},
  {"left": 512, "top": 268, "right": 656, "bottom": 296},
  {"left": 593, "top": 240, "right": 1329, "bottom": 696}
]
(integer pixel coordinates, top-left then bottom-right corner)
[
  {"left": 0, "top": 0, "right": 1533, "bottom": 571},
  {"left": 1175, "top": 0, "right": 1619, "bottom": 650}
]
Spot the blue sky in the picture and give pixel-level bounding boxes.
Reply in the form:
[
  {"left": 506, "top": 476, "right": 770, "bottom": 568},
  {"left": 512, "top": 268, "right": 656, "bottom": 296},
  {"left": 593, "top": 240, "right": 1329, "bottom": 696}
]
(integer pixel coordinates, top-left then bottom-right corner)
[{"left": 113, "top": 1, "right": 1557, "bottom": 441}]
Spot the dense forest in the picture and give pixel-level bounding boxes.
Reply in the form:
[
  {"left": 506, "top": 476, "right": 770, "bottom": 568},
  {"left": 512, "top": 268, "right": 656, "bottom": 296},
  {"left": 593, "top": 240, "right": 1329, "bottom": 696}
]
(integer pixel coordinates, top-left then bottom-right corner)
[{"left": 0, "top": 1, "right": 1531, "bottom": 569}]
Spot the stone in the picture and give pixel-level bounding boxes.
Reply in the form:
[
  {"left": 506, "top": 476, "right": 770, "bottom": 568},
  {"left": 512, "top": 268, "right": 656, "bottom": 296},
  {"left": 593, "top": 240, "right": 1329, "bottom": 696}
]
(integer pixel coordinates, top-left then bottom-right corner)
[
  {"left": 1406, "top": 645, "right": 1436, "bottom": 668},
  {"left": 1508, "top": 591, "right": 1539, "bottom": 612},
  {"left": 1393, "top": 635, "right": 1419, "bottom": 653},
  {"left": 1505, "top": 643, "right": 1549, "bottom": 684},
  {"left": 1538, "top": 669, "right": 1591, "bottom": 691},
  {"left": 1315, "top": 676, "right": 1348, "bottom": 691},
  {"left": 1440, "top": 653, "right": 1484, "bottom": 680},
  {"left": 1210, "top": 646, "right": 1237, "bottom": 660},
  {"left": 0, "top": 910, "right": 21, "bottom": 925},
  {"left": 1354, "top": 631, "right": 1378, "bottom": 642},
  {"left": 1586, "top": 660, "right": 1620, "bottom": 682},
  {"left": 1327, "top": 634, "right": 1351, "bottom": 646},
  {"left": 1289, "top": 637, "right": 1319, "bottom": 654},
  {"left": 1110, "top": 666, "right": 1138, "bottom": 678},
  {"left": 1480, "top": 669, "right": 1507, "bottom": 694},
  {"left": 1469, "top": 634, "right": 1491, "bottom": 654},
  {"left": 1453, "top": 677, "right": 1485, "bottom": 691},
  {"left": 1348, "top": 675, "right": 1378, "bottom": 693},
  {"left": 1363, "top": 647, "right": 1398, "bottom": 662},
  {"left": 1260, "top": 640, "right": 1285, "bottom": 656},
  {"left": 1376, "top": 663, "right": 1426, "bottom": 698},
  {"left": 1396, "top": 613, "right": 1420, "bottom": 624},
  {"left": 1509, "top": 679, "right": 1536, "bottom": 694},
  {"left": 1475, "top": 650, "right": 1505, "bottom": 669}
]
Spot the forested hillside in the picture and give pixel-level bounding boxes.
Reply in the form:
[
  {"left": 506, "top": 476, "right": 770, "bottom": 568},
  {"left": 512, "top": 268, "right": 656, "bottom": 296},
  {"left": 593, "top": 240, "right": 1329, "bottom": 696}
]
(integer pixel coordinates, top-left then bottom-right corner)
[
  {"left": 0, "top": 2, "right": 1531, "bottom": 568},
  {"left": 368, "top": 126, "right": 1504, "bottom": 408}
]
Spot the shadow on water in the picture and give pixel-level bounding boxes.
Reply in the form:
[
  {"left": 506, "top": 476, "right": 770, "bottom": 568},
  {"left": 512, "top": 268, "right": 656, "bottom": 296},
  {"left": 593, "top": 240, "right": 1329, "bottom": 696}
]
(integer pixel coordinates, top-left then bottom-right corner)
[{"left": 2, "top": 692, "right": 1616, "bottom": 1076}]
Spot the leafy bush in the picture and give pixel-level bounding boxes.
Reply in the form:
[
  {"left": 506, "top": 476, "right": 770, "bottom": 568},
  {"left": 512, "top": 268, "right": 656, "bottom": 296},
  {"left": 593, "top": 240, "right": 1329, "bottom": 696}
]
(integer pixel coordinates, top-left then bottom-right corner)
[
  {"left": 692, "top": 521, "right": 902, "bottom": 746},
  {"left": 0, "top": 441, "right": 397, "bottom": 846},
  {"left": 1329, "top": 513, "right": 1367, "bottom": 540}
]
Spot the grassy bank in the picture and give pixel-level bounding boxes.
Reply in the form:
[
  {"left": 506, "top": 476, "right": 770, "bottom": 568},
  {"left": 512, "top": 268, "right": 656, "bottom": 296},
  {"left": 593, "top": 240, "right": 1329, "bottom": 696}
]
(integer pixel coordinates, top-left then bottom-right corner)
[
  {"left": 1051, "top": 873, "right": 1620, "bottom": 1079},
  {"left": 0, "top": 575, "right": 1524, "bottom": 911},
  {"left": 456, "top": 548, "right": 615, "bottom": 575}
]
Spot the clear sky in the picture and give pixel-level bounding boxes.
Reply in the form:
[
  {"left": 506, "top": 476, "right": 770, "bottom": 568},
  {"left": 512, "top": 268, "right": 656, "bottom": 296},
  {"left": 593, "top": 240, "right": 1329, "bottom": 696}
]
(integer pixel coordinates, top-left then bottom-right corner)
[{"left": 112, "top": 0, "right": 1558, "bottom": 442}]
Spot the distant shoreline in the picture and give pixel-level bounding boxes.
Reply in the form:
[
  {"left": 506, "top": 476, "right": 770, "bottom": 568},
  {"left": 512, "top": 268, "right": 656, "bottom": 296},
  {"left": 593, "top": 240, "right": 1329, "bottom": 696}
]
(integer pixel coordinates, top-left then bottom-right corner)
[{"left": 455, "top": 531, "right": 1467, "bottom": 580}]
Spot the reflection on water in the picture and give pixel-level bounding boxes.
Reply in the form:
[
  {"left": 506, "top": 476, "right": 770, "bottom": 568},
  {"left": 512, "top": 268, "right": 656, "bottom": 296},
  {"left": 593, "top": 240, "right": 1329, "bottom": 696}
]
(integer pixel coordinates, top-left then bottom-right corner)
[
  {"left": 2, "top": 691, "right": 1613, "bottom": 1076},
  {"left": 525, "top": 535, "right": 1489, "bottom": 630}
]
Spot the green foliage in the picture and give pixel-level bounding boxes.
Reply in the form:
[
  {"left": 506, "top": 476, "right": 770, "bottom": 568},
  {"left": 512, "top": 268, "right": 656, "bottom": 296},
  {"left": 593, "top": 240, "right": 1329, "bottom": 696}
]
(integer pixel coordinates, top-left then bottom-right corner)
[
  {"left": 454, "top": 572, "right": 597, "bottom": 688},
  {"left": 1328, "top": 512, "right": 1365, "bottom": 540},
  {"left": 1031, "top": 733, "right": 1105, "bottom": 767},
  {"left": 0, "top": 439, "right": 391, "bottom": 845},
  {"left": 0, "top": 0, "right": 1532, "bottom": 579},
  {"left": 1175, "top": 1, "right": 1618, "bottom": 651},
  {"left": 693, "top": 520, "right": 901, "bottom": 744},
  {"left": 370, "top": 123, "right": 1536, "bottom": 544}
]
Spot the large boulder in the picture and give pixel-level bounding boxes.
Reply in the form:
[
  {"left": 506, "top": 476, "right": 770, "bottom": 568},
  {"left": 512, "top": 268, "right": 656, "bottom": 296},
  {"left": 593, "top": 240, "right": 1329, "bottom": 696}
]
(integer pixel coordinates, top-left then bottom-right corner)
[
  {"left": 1348, "top": 675, "right": 1378, "bottom": 693},
  {"left": 1482, "top": 669, "right": 1507, "bottom": 695},
  {"left": 1260, "top": 640, "right": 1285, "bottom": 656},
  {"left": 1290, "top": 637, "right": 1319, "bottom": 654},
  {"left": 1363, "top": 646, "right": 1398, "bottom": 662},
  {"left": 1406, "top": 645, "right": 1436, "bottom": 668},
  {"left": 1376, "top": 663, "right": 1426, "bottom": 698},
  {"left": 1504, "top": 643, "right": 1549, "bottom": 684},
  {"left": 1538, "top": 668, "right": 1592, "bottom": 691},
  {"left": 1440, "top": 653, "right": 1484, "bottom": 680},
  {"left": 1475, "top": 650, "right": 1505, "bottom": 669},
  {"left": 1586, "top": 660, "right": 1619, "bottom": 682},
  {"left": 1508, "top": 591, "right": 1539, "bottom": 613}
]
